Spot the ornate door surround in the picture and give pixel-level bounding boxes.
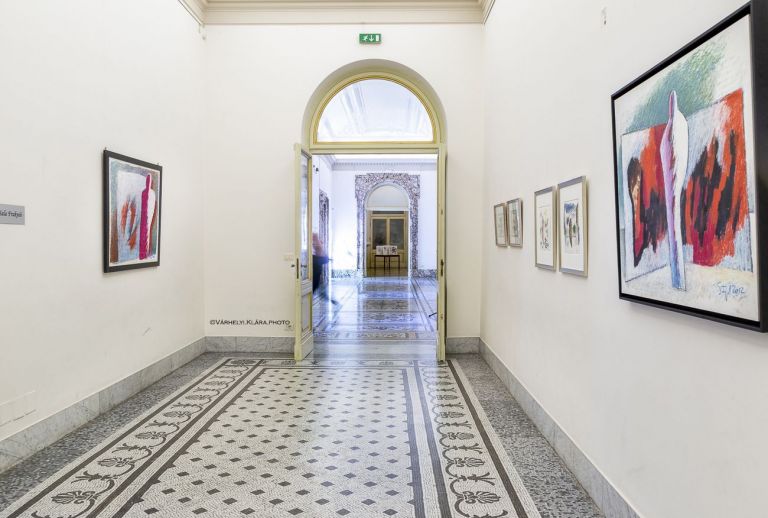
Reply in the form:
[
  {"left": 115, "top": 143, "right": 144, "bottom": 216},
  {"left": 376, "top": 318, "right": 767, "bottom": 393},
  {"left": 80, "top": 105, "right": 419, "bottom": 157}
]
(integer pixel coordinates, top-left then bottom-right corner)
[{"left": 355, "top": 173, "right": 420, "bottom": 273}]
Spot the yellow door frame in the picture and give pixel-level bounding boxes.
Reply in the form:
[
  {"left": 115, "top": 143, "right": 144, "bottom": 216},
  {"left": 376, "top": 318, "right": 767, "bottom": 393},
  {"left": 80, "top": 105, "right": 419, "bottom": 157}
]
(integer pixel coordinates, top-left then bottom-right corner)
[
  {"left": 367, "top": 211, "right": 408, "bottom": 276},
  {"left": 302, "top": 72, "right": 448, "bottom": 360}
]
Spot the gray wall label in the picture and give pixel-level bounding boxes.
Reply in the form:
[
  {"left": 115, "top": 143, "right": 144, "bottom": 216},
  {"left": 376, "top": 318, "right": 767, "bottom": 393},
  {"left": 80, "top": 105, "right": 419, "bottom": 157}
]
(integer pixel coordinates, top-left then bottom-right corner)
[{"left": 0, "top": 205, "right": 25, "bottom": 225}]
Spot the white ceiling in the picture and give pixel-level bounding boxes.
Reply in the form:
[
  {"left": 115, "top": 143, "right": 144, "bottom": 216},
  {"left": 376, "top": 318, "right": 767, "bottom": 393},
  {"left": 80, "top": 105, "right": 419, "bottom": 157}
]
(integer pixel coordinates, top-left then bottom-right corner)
[
  {"left": 317, "top": 79, "right": 433, "bottom": 143},
  {"left": 179, "top": 0, "right": 495, "bottom": 24}
]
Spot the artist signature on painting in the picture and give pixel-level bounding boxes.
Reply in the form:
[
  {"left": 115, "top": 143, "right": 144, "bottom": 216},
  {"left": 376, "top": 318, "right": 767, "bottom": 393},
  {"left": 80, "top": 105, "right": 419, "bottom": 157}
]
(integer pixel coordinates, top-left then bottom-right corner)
[{"left": 715, "top": 282, "right": 747, "bottom": 302}]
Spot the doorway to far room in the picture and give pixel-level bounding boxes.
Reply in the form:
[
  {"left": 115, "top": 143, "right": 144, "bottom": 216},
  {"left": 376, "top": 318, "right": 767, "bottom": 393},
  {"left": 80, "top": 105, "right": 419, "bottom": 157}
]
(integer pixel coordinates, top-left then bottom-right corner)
[{"left": 311, "top": 153, "right": 438, "bottom": 348}]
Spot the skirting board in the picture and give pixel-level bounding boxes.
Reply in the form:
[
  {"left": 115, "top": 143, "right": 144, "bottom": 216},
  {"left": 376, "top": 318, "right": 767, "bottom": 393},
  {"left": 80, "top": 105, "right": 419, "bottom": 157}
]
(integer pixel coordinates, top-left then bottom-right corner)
[
  {"left": 478, "top": 340, "right": 641, "bottom": 518},
  {"left": 205, "top": 336, "right": 294, "bottom": 353},
  {"left": 446, "top": 336, "right": 480, "bottom": 354},
  {"left": 0, "top": 337, "right": 206, "bottom": 475}
]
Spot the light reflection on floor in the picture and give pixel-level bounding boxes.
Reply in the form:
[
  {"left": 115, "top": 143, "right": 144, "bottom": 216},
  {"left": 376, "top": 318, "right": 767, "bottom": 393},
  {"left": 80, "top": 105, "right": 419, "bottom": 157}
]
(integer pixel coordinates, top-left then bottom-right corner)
[{"left": 312, "top": 275, "right": 437, "bottom": 342}]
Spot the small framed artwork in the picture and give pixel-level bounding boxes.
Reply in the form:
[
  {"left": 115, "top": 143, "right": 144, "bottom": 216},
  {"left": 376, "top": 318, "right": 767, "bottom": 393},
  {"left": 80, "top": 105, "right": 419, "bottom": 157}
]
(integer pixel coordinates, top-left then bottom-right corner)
[
  {"left": 103, "top": 150, "right": 162, "bottom": 273},
  {"left": 534, "top": 187, "right": 556, "bottom": 270},
  {"left": 558, "top": 176, "right": 588, "bottom": 276},
  {"left": 506, "top": 198, "right": 523, "bottom": 247},
  {"left": 494, "top": 203, "right": 508, "bottom": 247},
  {"left": 611, "top": 1, "right": 768, "bottom": 331}
]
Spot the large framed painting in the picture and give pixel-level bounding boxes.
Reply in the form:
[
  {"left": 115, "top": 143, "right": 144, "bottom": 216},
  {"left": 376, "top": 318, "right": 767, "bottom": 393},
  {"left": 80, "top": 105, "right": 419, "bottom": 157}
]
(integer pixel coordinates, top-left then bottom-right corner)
[
  {"left": 558, "top": 176, "right": 588, "bottom": 276},
  {"left": 103, "top": 150, "right": 162, "bottom": 273},
  {"left": 611, "top": 1, "right": 768, "bottom": 331},
  {"left": 506, "top": 198, "right": 523, "bottom": 247},
  {"left": 494, "top": 203, "right": 508, "bottom": 247},
  {"left": 534, "top": 187, "right": 556, "bottom": 270}
]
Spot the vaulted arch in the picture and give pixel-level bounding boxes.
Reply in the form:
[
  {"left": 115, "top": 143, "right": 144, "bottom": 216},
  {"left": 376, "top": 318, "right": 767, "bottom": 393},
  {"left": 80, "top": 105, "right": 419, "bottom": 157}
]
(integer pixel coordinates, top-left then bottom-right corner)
[{"left": 302, "top": 59, "right": 447, "bottom": 150}]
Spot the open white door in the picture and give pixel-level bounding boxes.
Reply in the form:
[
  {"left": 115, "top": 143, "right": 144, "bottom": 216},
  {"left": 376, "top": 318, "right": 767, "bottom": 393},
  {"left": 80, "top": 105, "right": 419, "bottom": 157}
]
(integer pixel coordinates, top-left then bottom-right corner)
[
  {"left": 437, "top": 145, "right": 447, "bottom": 360},
  {"left": 294, "top": 144, "right": 314, "bottom": 360}
]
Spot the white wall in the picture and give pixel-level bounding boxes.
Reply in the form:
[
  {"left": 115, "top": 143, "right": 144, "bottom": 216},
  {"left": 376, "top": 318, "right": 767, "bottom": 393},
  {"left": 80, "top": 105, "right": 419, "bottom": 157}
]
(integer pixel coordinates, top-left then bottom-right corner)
[
  {"left": 204, "top": 25, "right": 484, "bottom": 338},
  {"left": 329, "top": 171, "right": 358, "bottom": 270},
  {"left": 482, "top": 1, "right": 768, "bottom": 516},
  {"left": 0, "top": 0, "right": 206, "bottom": 441}
]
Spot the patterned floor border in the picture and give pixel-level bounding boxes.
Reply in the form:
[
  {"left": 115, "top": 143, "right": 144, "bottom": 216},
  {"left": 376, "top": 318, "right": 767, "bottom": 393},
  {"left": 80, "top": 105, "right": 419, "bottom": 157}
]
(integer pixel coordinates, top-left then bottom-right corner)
[{"left": 0, "top": 358, "right": 541, "bottom": 518}]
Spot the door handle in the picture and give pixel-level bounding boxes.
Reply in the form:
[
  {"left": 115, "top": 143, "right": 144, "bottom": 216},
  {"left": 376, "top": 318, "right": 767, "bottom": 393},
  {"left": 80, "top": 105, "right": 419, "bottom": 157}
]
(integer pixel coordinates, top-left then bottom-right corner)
[
  {"left": 295, "top": 258, "right": 299, "bottom": 279},
  {"left": 440, "top": 259, "right": 444, "bottom": 277}
]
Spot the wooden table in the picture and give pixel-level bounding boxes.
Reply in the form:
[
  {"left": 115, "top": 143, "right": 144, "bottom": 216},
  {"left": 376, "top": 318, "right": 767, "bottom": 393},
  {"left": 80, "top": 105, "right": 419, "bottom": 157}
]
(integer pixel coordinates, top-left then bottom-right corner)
[{"left": 374, "top": 254, "right": 401, "bottom": 272}]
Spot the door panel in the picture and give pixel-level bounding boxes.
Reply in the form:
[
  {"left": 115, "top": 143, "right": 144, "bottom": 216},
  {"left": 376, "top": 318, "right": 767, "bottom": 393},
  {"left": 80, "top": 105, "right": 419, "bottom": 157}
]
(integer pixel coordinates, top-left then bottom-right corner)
[
  {"left": 372, "top": 218, "right": 387, "bottom": 247},
  {"left": 437, "top": 146, "right": 447, "bottom": 360},
  {"left": 294, "top": 144, "right": 314, "bottom": 360},
  {"left": 389, "top": 219, "right": 405, "bottom": 248},
  {"left": 388, "top": 217, "right": 407, "bottom": 270},
  {"left": 367, "top": 213, "right": 408, "bottom": 274}
]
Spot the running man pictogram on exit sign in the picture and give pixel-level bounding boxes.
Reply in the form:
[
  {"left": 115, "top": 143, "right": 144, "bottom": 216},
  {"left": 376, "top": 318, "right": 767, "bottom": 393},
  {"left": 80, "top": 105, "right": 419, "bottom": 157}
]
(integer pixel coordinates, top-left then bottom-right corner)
[{"left": 359, "top": 33, "right": 382, "bottom": 44}]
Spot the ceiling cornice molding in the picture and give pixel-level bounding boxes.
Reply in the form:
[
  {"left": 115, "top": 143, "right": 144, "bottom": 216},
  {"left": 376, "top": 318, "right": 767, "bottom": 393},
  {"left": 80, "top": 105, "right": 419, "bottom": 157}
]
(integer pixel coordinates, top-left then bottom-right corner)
[
  {"left": 178, "top": 0, "right": 207, "bottom": 24},
  {"left": 333, "top": 159, "right": 436, "bottom": 171},
  {"left": 317, "top": 154, "right": 337, "bottom": 169},
  {"left": 179, "top": 0, "right": 487, "bottom": 25},
  {"left": 479, "top": 0, "right": 495, "bottom": 23}
]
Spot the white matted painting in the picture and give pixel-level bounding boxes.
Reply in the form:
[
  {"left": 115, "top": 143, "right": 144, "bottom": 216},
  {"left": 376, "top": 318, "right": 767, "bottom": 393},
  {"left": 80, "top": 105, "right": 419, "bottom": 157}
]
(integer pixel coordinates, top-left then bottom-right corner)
[
  {"left": 558, "top": 176, "right": 588, "bottom": 276},
  {"left": 534, "top": 187, "right": 556, "bottom": 270},
  {"left": 494, "top": 203, "right": 508, "bottom": 247},
  {"left": 506, "top": 198, "right": 523, "bottom": 247}
]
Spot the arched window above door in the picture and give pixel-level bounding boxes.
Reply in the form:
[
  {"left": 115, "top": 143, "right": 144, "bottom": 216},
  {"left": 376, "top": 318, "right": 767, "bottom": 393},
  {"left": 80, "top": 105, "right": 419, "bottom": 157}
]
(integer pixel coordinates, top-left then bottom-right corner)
[
  {"left": 314, "top": 78, "right": 436, "bottom": 144},
  {"left": 366, "top": 185, "right": 409, "bottom": 211}
]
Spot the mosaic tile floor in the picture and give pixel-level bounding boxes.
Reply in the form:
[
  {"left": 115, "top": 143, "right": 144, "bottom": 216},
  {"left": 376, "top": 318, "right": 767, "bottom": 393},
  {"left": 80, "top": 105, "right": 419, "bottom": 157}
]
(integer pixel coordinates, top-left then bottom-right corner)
[
  {"left": 0, "top": 353, "right": 603, "bottom": 518},
  {"left": 313, "top": 276, "right": 438, "bottom": 342}
]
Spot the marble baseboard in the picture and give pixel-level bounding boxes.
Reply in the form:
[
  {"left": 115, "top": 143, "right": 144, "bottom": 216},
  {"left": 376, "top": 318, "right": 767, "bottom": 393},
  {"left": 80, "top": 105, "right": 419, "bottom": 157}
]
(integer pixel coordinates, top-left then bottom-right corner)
[
  {"left": 446, "top": 337, "right": 480, "bottom": 354},
  {"left": 205, "top": 336, "right": 294, "bottom": 353},
  {"left": 0, "top": 337, "right": 206, "bottom": 475},
  {"left": 478, "top": 340, "right": 640, "bottom": 518},
  {"left": 412, "top": 269, "right": 437, "bottom": 278}
]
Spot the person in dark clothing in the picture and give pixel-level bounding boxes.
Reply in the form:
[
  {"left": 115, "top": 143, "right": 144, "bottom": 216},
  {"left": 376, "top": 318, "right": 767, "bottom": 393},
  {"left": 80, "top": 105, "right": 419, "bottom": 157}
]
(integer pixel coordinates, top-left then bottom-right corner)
[{"left": 312, "top": 233, "right": 338, "bottom": 305}]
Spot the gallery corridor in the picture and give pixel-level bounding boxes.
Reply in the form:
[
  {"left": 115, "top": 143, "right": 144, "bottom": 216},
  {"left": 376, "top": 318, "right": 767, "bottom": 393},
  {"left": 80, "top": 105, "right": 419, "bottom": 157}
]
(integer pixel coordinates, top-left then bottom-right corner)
[
  {"left": 3, "top": 0, "right": 765, "bottom": 516},
  {"left": 0, "top": 351, "right": 602, "bottom": 518}
]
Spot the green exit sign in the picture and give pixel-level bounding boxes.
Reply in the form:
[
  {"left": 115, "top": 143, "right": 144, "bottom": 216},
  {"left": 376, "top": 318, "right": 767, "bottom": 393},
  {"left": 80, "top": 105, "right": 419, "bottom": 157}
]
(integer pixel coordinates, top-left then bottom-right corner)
[{"left": 359, "top": 33, "right": 382, "bottom": 44}]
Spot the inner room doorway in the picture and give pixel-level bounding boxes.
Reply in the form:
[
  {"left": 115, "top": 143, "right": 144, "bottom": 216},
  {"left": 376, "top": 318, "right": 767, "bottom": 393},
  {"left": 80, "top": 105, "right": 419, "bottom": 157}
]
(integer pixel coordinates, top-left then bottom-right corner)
[
  {"left": 296, "top": 70, "right": 447, "bottom": 360},
  {"left": 310, "top": 153, "right": 439, "bottom": 351},
  {"left": 367, "top": 186, "right": 409, "bottom": 277}
]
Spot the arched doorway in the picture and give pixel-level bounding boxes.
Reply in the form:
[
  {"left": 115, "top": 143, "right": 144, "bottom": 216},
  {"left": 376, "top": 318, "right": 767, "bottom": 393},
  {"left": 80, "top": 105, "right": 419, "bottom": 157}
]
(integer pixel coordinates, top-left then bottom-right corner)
[{"left": 295, "top": 64, "right": 447, "bottom": 361}]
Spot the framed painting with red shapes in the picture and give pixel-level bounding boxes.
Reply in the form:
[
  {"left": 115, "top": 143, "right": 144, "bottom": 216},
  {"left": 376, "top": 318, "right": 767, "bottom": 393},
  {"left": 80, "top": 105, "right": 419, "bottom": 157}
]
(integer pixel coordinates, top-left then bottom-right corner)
[
  {"left": 103, "top": 150, "right": 162, "bottom": 273},
  {"left": 611, "top": 1, "right": 768, "bottom": 331}
]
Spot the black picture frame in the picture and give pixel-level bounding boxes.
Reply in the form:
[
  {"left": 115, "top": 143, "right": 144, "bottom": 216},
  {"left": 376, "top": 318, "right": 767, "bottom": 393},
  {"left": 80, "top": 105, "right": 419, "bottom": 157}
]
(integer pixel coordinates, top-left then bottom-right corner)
[
  {"left": 610, "top": 0, "right": 768, "bottom": 332},
  {"left": 103, "top": 150, "right": 163, "bottom": 273}
]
